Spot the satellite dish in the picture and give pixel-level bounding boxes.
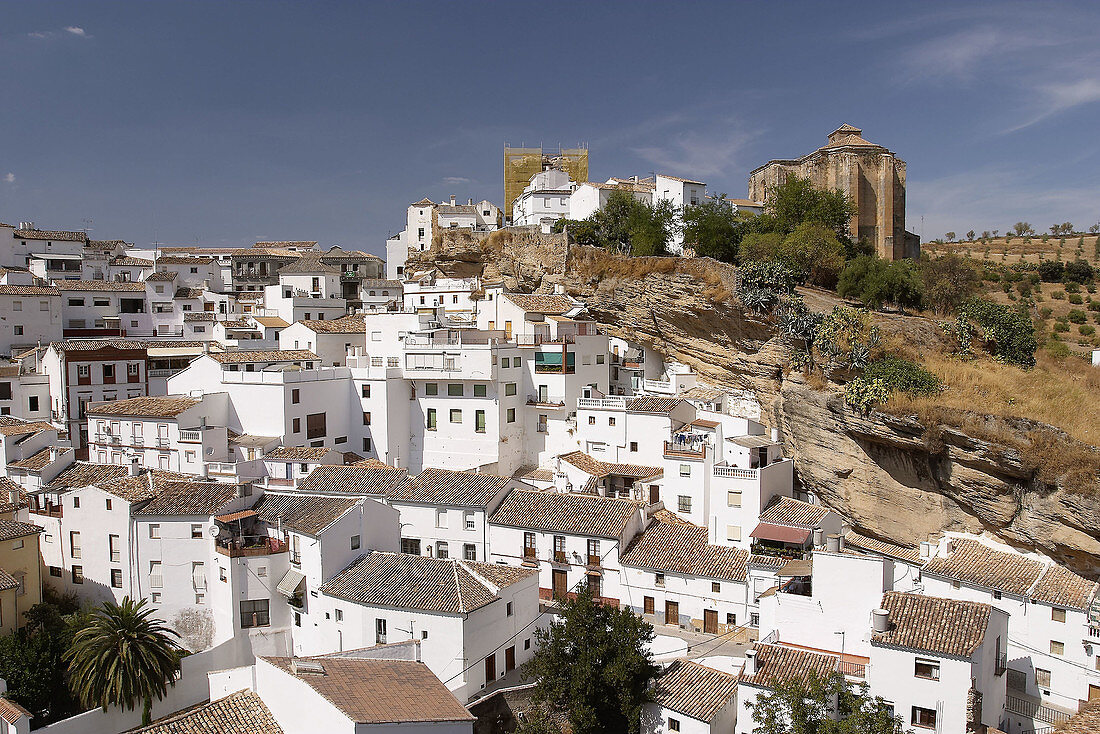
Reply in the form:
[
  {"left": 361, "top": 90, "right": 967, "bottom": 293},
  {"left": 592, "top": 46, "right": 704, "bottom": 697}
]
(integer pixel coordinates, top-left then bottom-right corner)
[{"left": 208, "top": 524, "right": 223, "bottom": 538}]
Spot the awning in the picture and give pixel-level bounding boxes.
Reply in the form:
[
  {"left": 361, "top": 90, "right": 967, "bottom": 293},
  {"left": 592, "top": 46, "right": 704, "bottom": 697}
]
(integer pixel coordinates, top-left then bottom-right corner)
[
  {"left": 750, "top": 522, "right": 811, "bottom": 545},
  {"left": 275, "top": 568, "right": 306, "bottom": 598},
  {"left": 777, "top": 558, "right": 813, "bottom": 577},
  {"left": 215, "top": 509, "right": 256, "bottom": 524},
  {"left": 585, "top": 569, "right": 602, "bottom": 577}
]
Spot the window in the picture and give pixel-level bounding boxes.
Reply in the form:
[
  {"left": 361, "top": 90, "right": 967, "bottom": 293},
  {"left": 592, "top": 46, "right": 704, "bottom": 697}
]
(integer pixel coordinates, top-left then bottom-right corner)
[
  {"left": 424, "top": 383, "right": 438, "bottom": 396},
  {"left": 293, "top": 417, "right": 301, "bottom": 433},
  {"left": 363, "top": 411, "right": 371, "bottom": 425},
  {"left": 362, "top": 437, "right": 371, "bottom": 451},
  {"left": 993, "top": 590, "right": 1002, "bottom": 600},
  {"left": 11, "top": 538, "right": 22, "bottom": 551},
  {"left": 475, "top": 410, "right": 486, "bottom": 433},
  {"left": 1052, "top": 607, "right": 1066, "bottom": 623},
  {"left": 447, "top": 383, "right": 463, "bottom": 396},
  {"left": 727, "top": 490, "right": 742, "bottom": 507},
  {"left": 351, "top": 535, "right": 361, "bottom": 550},
  {"left": 711, "top": 581, "right": 721, "bottom": 593},
  {"left": 10, "top": 301, "right": 18, "bottom": 312},
  {"left": 679, "top": 464, "right": 691, "bottom": 477},
  {"left": 1050, "top": 640, "right": 1065, "bottom": 656},
  {"left": 630, "top": 441, "right": 638, "bottom": 452},
  {"left": 305, "top": 412, "right": 326, "bottom": 439},
  {"left": 473, "top": 384, "right": 487, "bottom": 397},
  {"left": 677, "top": 496, "right": 692, "bottom": 513},
  {"left": 361, "top": 384, "right": 371, "bottom": 398},
  {"left": 28, "top": 395, "right": 38, "bottom": 412},
  {"left": 12, "top": 326, "right": 21, "bottom": 336},
  {"left": 507, "top": 408, "right": 516, "bottom": 423},
  {"left": 150, "top": 561, "right": 163, "bottom": 588},
  {"left": 502, "top": 357, "right": 510, "bottom": 368},
  {"left": 149, "top": 524, "right": 160, "bottom": 539},
  {"left": 103, "top": 364, "right": 115, "bottom": 380},
  {"left": 505, "top": 383, "right": 517, "bottom": 396},
  {"left": 72, "top": 496, "right": 80, "bottom": 509},
  {"left": 150, "top": 592, "right": 161, "bottom": 603},
  {"left": 523, "top": 532, "right": 536, "bottom": 558},
  {"left": 292, "top": 388, "right": 300, "bottom": 404},
  {"left": 105, "top": 497, "right": 114, "bottom": 511},
  {"left": 506, "top": 601, "right": 513, "bottom": 616},
  {"left": 450, "top": 409, "right": 462, "bottom": 423},
  {"left": 914, "top": 658, "right": 940, "bottom": 680},
  {"left": 426, "top": 408, "right": 437, "bottom": 429},
  {"left": 187, "top": 523, "right": 203, "bottom": 539},
  {"left": 72, "top": 566, "right": 83, "bottom": 584},
  {"left": 727, "top": 612, "right": 736, "bottom": 625},
  {"left": 608, "top": 416, "right": 616, "bottom": 426},
  {"left": 524, "top": 638, "right": 531, "bottom": 650},
  {"left": 111, "top": 569, "right": 122, "bottom": 588},
  {"left": 240, "top": 600, "right": 270, "bottom": 628},
  {"left": 668, "top": 718, "right": 680, "bottom": 732},
  {"left": 655, "top": 573, "right": 665, "bottom": 587},
  {"left": 109, "top": 534, "right": 120, "bottom": 562},
  {"left": 49, "top": 566, "right": 62, "bottom": 578},
  {"left": 436, "top": 509, "right": 448, "bottom": 528},
  {"left": 1036, "top": 668, "right": 1052, "bottom": 688},
  {"left": 437, "top": 542, "right": 449, "bottom": 559},
  {"left": 335, "top": 608, "right": 343, "bottom": 622},
  {"left": 70, "top": 531, "right": 81, "bottom": 559},
  {"left": 911, "top": 706, "right": 936, "bottom": 729},
  {"left": 375, "top": 618, "right": 387, "bottom": 643},
  {"left": 464, "top": 544, "right": 476, "bottom": 561},
  {"left": 401, "top": 538, "right": 421, "bottom": 555},
  {"left": 726, "top": 525, "right": 741, "bottom": 542},
  {"left": 750, "top": 613, "right": 759, "bottom": 627},
  {"left": 463, "top": 510, "right": 476, "bottom": 530},
  {"left": 588, "top": 416, "right": 596, "bottom": 425},
  {"left": 596, "top": 354, "right": 605, "bottom": 364},
  {"left": 587, "top": 539, "right": 600, "bottom": 562}
]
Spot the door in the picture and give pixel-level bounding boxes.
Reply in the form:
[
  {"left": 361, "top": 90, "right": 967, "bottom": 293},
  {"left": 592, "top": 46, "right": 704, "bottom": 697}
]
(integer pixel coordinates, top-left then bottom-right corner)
[
  {"left": 485, "top": 654, "right": 496, "bottom": 683},
  {"left": 703, "top": 609, "right": 718, "bottom": 634},
  {"left": 665, "top": 600, "right": 679, "bottom": 626},
  {"left": 505, "top": 646, "right": 516, "bottom": 673},
  {"left": 552, "top": 569, "right": 568, "bottom": 599},
  {"left": 643, "top": 596, "right": 654, "bottom": 615},
  {"left": 648, "top": 484, "right": 660, "bottom": 504}
]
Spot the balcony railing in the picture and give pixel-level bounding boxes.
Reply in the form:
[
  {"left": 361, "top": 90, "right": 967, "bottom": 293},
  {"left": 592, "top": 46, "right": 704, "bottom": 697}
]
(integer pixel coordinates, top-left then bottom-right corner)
[
  {"left": 523, "top": 547, "right": 537, "bottom": 561},
  {"left": 515, "top": 333, "right": 575, "bottom": 346},
  {"left": 996, "top": 651, "right": 1008, "bottom": 676},
  {"left": 215, "top": 536, "right": 288, "bottom": 558},
  {"left": 664, "top": 441, "right": 706, "bottom": 459},
  {"left": 527, "top": 394, "right": 566, "bottom": 407},
  {"left": 179, "top": 430, "right": 201, "bottom": 443},
  {"left": 1005, "top": 696, "right": 1073, "bottom": 725},
  {"left": 577, "top": 396, "right": 627, "bottom": 410},
  {"left": 587, "top": 555, "right": 601, "bottom": 568},
  {"left": 714, "top": 466, "right": 759, "bottom": 480},
  {"left": 553, "top": 551, "right": 567, "bottom": 563},
  {"left": 155, "top": 437, "right": 171, "bottom": 448},
  {"left": 837, "top": 660, "right": 867, "bottom": 678}
]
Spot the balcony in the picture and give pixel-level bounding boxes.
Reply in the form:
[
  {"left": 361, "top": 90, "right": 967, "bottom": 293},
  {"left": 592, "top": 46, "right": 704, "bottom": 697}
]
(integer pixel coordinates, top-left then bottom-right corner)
[
  {"left": 515, "top": 333, "right": 575, "bottom": 346},
  {"left": 552, "top": 551, "right": 567, "bottom": 564},
  {"left": 527, "top": 394, "right": 566, "bottom": 408},
  {"left": 587, "top": 555, "right": 601, "bottom": 568},
  {"left": 714, "top": 466, "right": 759, "bottom": 480},
  {"left": 155, "top": 437, "right": 171, "bottom": 449},
  {"left": 837, "top": 660, "right": 867, "bottom": 678},
  {"left": 664, "top": 441, "right": 706, "bottom": 459},
  {"left": 215, "top": 535, "right": 288, "bottom": 558},
  {"left": 1005, "top": 695, "right": 1074, "bottom": 726},
  {"left": 179, "top": 430, "right": 202, "bottom": 443},
  {"left": 522, "top": 548, "right": 537, "bottom": 563},
  {"left": 207, "top": 462, "right": 238, "bottom": 478},
  {"left": 577, "top": 396, "right": 627, "bottom": 410},
  {"left": 996, "top": 651, "right": 1008, "bottom": 676}
]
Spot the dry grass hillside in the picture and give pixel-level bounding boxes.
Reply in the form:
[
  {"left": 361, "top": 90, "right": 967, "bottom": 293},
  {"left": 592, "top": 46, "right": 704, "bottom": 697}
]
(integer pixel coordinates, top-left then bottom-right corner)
[{"left": 923, "top": 233, "right": 1100, "bottom": 265}]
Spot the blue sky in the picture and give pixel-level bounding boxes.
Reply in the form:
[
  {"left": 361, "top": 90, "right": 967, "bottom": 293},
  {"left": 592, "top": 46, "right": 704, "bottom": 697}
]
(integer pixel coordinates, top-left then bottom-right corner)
[{"left": 2, "top": 1, "right": 1098, "bottom": 254}]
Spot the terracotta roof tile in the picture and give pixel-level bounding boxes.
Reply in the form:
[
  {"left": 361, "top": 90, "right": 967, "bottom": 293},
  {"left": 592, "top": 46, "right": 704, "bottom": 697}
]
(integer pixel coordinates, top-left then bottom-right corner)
[
  {"left": 88, "top": 395, "right": 201, "bottom": 418},
  {"left": 504, "top": 293, "right": 578, "bottom": 315},
  {"left": 626, "top": 396, "right": 684, "bottom": 414},
  {"left": 13, "top": 228, "right": 86, "bottom": 242},
  {"left": 297, "top": 462, "right": 413, "bottom": 497},
  {"left": 0, "top": 696, "right": 32, "bottom": 724},
  {"left": 56, "top": 280, "right": 146, "bottom": 291},
  {"left": 740, "top": 643, "right": 838, "bottom": 687},
  {"left": 922, "top": 539, "right": 1046, "bottom": 597},
  {"left": 1055, "top": 702, "right": 1100, "bottom": 733},
  {"left": 261, "top": 656, "right": 473, "bottom": 724},
  {"left": 654, "top": 660, "right": 738, "bottom": 722},
  {"left": 0, "top": 520, "right": 44, "bottom": 541},
  {"left": 872, "top": 591, "right": 992, "bottom": 658},
  {"left": 0, "top": 420, "right": 54, "bottom": 436},
  {"left": 297, "top": 315, "right": 365, "bottom": 334},
  {"left": 0, "top": 285, "right": 61, "bottom": 296},
  {"left": 7, "top": 446, "right": 65, "bottom": 472},
  {"left": 843, "top": 530, "right": 921, "bottom": 565},
  {"left": 135, "top": 481, "right": 242, "bottom": 517},
  {"left": 757, "top": 496, "right": 832, "bottom": 528},
  {"left": 254, "top": 493, "right": 361, "bottom": 536},
  {"left": 129, "top": 689, "right": 281, "bottom": 734},
  {"left": 621, "top": 511, "right": 752, "bottom": 582},
  {"left": 210, "top": 350, "right": 317, "bottom": 364},
  {"left": 490, "top": 489, "right": 640, "bottom": 539},
  {"left": 1031, "top": 563, "right": 1098, "bottom": 610},
  {"left": 0, "top": 569, "right": 19, "bottom": 592},
  {"left": 264, "top": 446, "right": 334, "bottom": 461},
  {"left": 400, "top": 468, "right": 512, "bottom": 507},
  {"left": 45, "top": 462, "right": 131, "bottom": 490}
]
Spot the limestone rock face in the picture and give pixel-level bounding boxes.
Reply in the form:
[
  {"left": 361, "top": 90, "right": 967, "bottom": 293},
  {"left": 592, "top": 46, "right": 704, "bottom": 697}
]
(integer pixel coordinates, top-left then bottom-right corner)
[{"left": 410, "top": 240, "right": 1100, "bottom": 573}]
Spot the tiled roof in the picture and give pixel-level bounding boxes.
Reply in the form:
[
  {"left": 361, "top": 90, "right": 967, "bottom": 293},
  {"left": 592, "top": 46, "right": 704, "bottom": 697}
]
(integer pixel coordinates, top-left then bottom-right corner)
[
  {"left": 758, "top": 496, "right": 832, "bottom": 528},
  {"left": 740, "top": 643, "right": 838, "bottom": 687},
  {"left": 922, "top": 539, "right": 1046, "bottom": 597},
  {"left": 184, "top": 312, "right": 216, "bottom": 322},
  {"left": 399, "top": 467, "right": 512, "bottom": 507},
  {"left": 100, "top": 470, "right": 194, "bottom": 503},
  {"left": 56, "top": 280, "right": 146, "bottom": 291},
  {"left": 321, "top": 552, "right": 505, "bottom": 613},
  {"left": 626, "top": 396, "right": 683, "bottom": 414},
  {"left": 253, "top": 316, "right": 290, "bottom": 328},
  {"left": 264, "top": 446, "right": 333, "bottom": 461},
  {"left": 843, "top": 531, "right": 921, "bottom": 565},
  {"left": 254, "top": 493, "right": 361, "bottom": 536},
  {"left": 0, "top": 696, "right": 32, "bottom": 725},
  {"left": 13, "top": 228, "right": 86, "bottom": 242},
  {"left": 1055, "top": 702, "right": 1100, "bottom": 733},
  {"left": 135, "top": 481, "right": 241, "bottom": 517},
  {"left": 7, "top": 446, "right": 64, "bottom": 472},
  {"left": 210, "top": 350, "right": 317, "bottom": 364},
  {"left": 86, "top": 239, "right": 129, "bottom": 249},
  {"left": 490, "top": 489, "right": 640, "bottom": 539},
  {"left": 154, "top": 255, "right": 216, "bottom": 265},
  {"left": 558, "top": 451, "right": 660, "bottom": 480},
  {"left": 1030, "top": 563, "right": 1098, "bottom": 610},
  {"left": 0, "top": 520, "right": 44, "bottom": 541},
  {"left": 872, "top": 591, "right": 991, "bottom": 658},
  {"left": 0, "top": 479, "right": 28, "bottom": 513},
  {"left": 656, "top": 173, "right": 705, "bottom": 185},
  {"left": 87, "top": 395, "right": 200, "bottom": 418},
  {"left": 0, "top": 570, "right": 18, "bottom": 592},
  {"left": 144, "top": 271, "right": 178, "bottom": 282},
  {"left": 261, "top": 656, "right": 473, "bottom": 725},
  {"left": 621, "top": 511, "right": 752, "bottom": 582},
  {"left": 359, "top": 279, "right": 400, "bottom": 288},
  {"left": 52, "top": 339, "right": 149, "bottom": 352},
  {"left": 298, "top": 315, "right": 366, "bottom": 334},
  {"left": 504, "top": 293, "right": 577, "bottom": 315},
  {"left": 129, "top": 690, "right": 282, "bottom": 734},
  {"left": 174, "top": 287, "right": 205, "bottom": 299},
  {"left": 278, "top": 256, "right": 340, "bottom": 275},
  {"left": 0, "top": 285, "right": 61, "bottom": 296},
  {"left": 0, "top": 420, "right": 54, "bottom": 436},
  {"left": 654, "top": 660, "right": 738, "bottom": 722},
  {"left": 297, "top": 462, "right": 413, "bottom": 497},
  {"left": 111, "top": 256, "right": 154, "bottom": 266},
  {"left": 46, "top": 462, "right": 131, "bottom": 490},
  {"left": 219, "top": 319, "right": 253, "bottom": 329},
  {"left": 254, "top": 241, "right": 318, "bottom": 249}
]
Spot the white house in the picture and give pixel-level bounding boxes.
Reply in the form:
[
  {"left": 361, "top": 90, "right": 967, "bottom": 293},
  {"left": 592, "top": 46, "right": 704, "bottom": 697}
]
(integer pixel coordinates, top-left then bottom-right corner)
[
  {"left": 279, "top": 316, "right": 366, "bottom": 367},
  {"left": 510, "top": 168, "right": 575, "bottom": 232},
  {"left": 0, "top": 285, "right": 62, "bottom": 357},
  {"left": 642, "top": 659, "right": 739, "bottom": 734},
  {"left": 317, "top": 550, "right": 540, "bottom": 702}
]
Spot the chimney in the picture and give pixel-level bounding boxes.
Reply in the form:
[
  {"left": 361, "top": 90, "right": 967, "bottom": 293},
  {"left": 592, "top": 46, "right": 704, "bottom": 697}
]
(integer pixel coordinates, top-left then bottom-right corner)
[
  {"left": 770, "top": 427, "right": 779, "bottom": 442},
  {"left": 467, "top": 198, "right": 473, "bottom": 206},
  {"left": 744, "top": 649, "right": 757, "bottom": 675},
  {"left": 49, "top": 447, "right": 58, "bottom": 462},
  {"left": 7, "top": 489, "right": 19, "bottom": 505},
  {"left": 128, "top": 459, "right": 140, "bottom": 477},
  {"left": 812, "top": 528, "right": 824, "bottom": 548},
  {"left": 919, "top": 541, "right": 933, "bottom": 559},
  {"left": 826, "top": 534, "right": 840, "bottom": 553},
  {"left": 449, "top": 195, "right": 456, "bottom": 206},
  {"left": 872, "top": 608, "right": 890, "bottom": 634}
]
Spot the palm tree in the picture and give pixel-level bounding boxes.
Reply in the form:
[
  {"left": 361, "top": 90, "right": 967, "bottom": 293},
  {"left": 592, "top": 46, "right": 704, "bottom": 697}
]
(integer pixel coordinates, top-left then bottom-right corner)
[{"left": 66, "top": 597, "right": 183, "bottom": 725}]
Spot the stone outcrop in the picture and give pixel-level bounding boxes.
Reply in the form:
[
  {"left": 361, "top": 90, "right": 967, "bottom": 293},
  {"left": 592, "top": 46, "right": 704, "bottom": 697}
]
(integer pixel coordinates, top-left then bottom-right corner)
[{"left": 408, "top": 238, "right": 1100, "bottom": 574}]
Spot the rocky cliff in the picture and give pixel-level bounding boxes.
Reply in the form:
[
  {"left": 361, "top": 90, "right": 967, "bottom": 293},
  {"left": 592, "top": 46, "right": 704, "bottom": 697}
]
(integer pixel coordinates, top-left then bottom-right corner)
[{"left": 407, "top": 233, "right": 1100, "bottom": 574}]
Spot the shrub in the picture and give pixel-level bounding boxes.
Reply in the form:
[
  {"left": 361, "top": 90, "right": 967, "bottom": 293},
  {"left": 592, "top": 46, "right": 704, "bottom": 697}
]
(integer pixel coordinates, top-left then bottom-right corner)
[
  {"left": 1089, "top": 302, "right": 1100, "bottom": 312},
  {"left": 837, "top": 256, "right": 923, "bottom": 311},
  {"left": 1069, "top": 293, "right": 1084, "bottom": 304},
  {"left": 1040, "top": 307, "right": 1053, "bottom": 318},
  {"left": 955, "top": 298, "right": 1038, "bottom": 368},
  {"left": 920, "top": 254, "right": 979, "bottom": 315},
  {"left": 1051, "top": 290, "right": 1066, "bottom": 300},
  {"left": 1039, "top": 260, "right": 1064, "bottom": 282},
  {"left": 1065, "top": 281, "right": 1082, "bottom": 294},
  {"left": 1053, "top": 322, "right": 1070, "bottom": 333},
  {"left": 1045, "top": 340, "right": 1072, "bottom": 358},
  {"left": 1064, "top": 259, "right": 1094, "bottom": 284},
  {"left": 1079, "top": 324, "right": 1096, "bottom": 336},
  {"left": 1016, "top": 281, "right": 1032, "bottom": 297},
  {"left": 1068, "top": 310, "right": 1087, "bottom": 324}
]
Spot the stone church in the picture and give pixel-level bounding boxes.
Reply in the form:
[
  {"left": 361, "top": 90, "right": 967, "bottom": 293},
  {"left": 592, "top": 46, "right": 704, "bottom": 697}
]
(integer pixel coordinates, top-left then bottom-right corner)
[{"left": 748, "top": 124, "right": 920, "bottom": 260}]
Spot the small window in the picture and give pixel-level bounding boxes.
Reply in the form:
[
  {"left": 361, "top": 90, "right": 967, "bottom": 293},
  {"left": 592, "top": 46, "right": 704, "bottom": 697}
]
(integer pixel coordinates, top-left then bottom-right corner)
[
  {"left": 588, "top": 416, "right": 596, "bottom": 425},
  {"left": 668, "top": 718, "right": 680, "bottom": 732},
  {"left": 507, "top": 408, "right": 516, "bottom": 423},
  {"left": 293, "top": 417, "right": 301, "bottom": 433},
  {"left": 914, "top": 658, "right": 940, "bottom": 680},
  {"left": 677, "top": 496, "right": 692, "bottom": 513},
  {"left": 727, "top": 490, "right": 742, "bottom": 507},
  {"left": 608, "top": 416, "right": 616, "bottom": 426},
  {"left": 630, "top": 441, "right": 638, "bottom": 452},
  {"left": 447, "top": 383, "right": 463, "bottom": 396},
  {"left": 711, "top": 581, "right": 721, "bottom": 593},
  {"left": 427, "top": 408, "right": 437, "bottom": 430},
  {"left": 335, "top": 608, "right": 344, "bottom": 622},
  {"left": 149, "top": 524, "right": 160, "bottom": 539},
  {"left": 502, "top": 357, "right": 510, "bottom": 368},
  {"left": 49, "top": 566, "right": 62, "bottom": 578},
  {"left": 351, "top": 535, "right": 361, "bottom": 550},
  {"left": 524, "top": 638, "right": 531, "bottom": 650},
  {"left": 473, "top": 384, "right": 487, "bottom": 397},
  {"left": 679, "top": 464, "right": 691, "bottom": 477},
  {"left": 726, "top": 525, "right": 741, "bottom": 542},
  {"left": 1052, "top": 607, "right": 1066, "bottom": 623},
  {"left": 105, "top": 499, "right": 112, "bottom": 511},
  {"left": 73, "top": 496, "right": 80, "bottom": 509},
  {"left": 424, "top": 383, "right": 438, "bottom": 396},
  {"left": 1036, "top": 668, "right": 1052, "bottom": 688},
  {"left": 507, "top": 601, "right": 513, "bottom": 617},
  {"left": 655, "top": 573, "right": 665, "bottom": 587},
  {"left": 1050, "top": 640, "right": 1065, "bottom": 656},
  {"left": 72, "top": 565, "right": 84, "bottom": 584},
  {"left": 464, "top": 543, "right": 476, "bottom": 561},
  {"left": 240, "top": 599, "right": 270, "bottom": 628},
  {"left": 191, "top": 524, "right": 203, "bottom": 539},
  {"left": 111, "top": 569, "right": 123, "bottom": 588},
  {"left": 361, "top": 384, "right": 371, "bottom": 398},
  {"left": 911, "top": 706, "right": 936, "bottom": 729},
  {"left": 292, "top": 388, "right": 300, "bottom": 404},
  {"left": 450, "top": 408, "right": 462, "bottom": 423},
  {"left": 505, "top": 383, "right": 517, "bottom": 396},
  {"left": 363, "top": 411, "right": 371, "bottom": 425}
]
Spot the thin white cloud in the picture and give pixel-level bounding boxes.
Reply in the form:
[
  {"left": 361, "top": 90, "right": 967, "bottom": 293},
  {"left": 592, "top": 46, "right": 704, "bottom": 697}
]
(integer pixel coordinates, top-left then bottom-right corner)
[
  {"left": 64, "top": 26, "right": 87, "bottom": 37},
  {"left": 631, "top": 126, "right": 758, "bottom": 181},
  {"left": 1006, "top": 76, "right": 1100, "bottom": 132},
  {"left": 27, "top": 26, "right": 91, "bottom": 40},
  {"left": 3, "top": 173, "right": 14, "bottom": 184},
  {"left": 442, "top": 176, "right": 471, "bottom": 185}
]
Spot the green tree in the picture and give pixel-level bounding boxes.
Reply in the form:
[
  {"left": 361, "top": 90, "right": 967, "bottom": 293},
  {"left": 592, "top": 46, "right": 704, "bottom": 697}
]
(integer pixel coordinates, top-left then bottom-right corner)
[
  {"left": 1012, "top": 221, "right": 1033, "bottom": 237},
  {"left": 764, "top": 174, "right": 856, "bottom": 240},
  {"left": 588, "top": 190, "right": 678, "bottom": 256},
  {"left": 780, "top": 223, "right": 847, "bottom": 288},
  {"left": 954, "top": 298, "right": 1038, "bottom": 368},
  {"left": 920, "top": 253, "right": 980, "bottom": 315},
  {"left": 944, "top": 231, "right": 956, "bottom": 242},
  {"left": 0, "top": 602, "right": 88, "bottom": 723},
  {"left": 838, "top": 256, "right": 923, "bottom": 312},
  {"left": 522, "top": 584, "right": 658, "bottom": 734},
  {"left": 66, "top": 597, "right": 183, "bottom": 725},
  {"left": 551, "top": 218, "right": 598, "bottom": 248},
  {"left": 681, "top": 194, "right": 747, "bottom": 262},
  {"left": 966, "top": 230, "right": 976, "bottom": 241},
  {"left": 748, "top": 671, "right": 908, "bottom": 734}
]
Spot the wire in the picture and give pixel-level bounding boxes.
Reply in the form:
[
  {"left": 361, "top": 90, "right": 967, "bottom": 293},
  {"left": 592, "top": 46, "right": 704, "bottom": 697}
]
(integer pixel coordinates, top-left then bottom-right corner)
[{"left": 441, "top": 605, "right": 547, "bottom": 686}]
